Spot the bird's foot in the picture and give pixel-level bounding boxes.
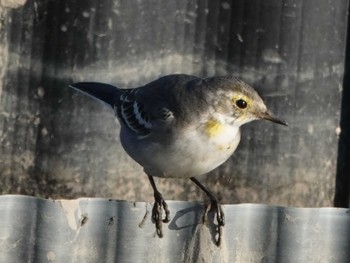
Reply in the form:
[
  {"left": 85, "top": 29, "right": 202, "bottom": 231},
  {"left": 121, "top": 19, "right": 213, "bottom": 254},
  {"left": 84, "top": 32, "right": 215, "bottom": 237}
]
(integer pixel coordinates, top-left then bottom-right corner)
[
  {"left": 203, "top": 198, "right": 225, "bottom": 246},
  {"left": 151, "top": 191, "right": 170, "bottom": 238}
]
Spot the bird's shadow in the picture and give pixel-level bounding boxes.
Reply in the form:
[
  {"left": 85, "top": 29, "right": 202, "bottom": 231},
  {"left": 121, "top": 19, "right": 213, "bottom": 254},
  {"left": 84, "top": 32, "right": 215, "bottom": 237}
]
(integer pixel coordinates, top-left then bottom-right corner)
[{"left": 168, "top": 203, "right": 221, "bottom": 245}]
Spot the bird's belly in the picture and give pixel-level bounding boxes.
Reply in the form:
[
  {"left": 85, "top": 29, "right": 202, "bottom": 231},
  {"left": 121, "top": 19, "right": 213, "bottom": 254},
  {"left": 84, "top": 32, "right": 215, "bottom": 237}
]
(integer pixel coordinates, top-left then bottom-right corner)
[
  {"left": 120, "top": 126, "right": 241, "bottom": 178},
  {"left": 153, "top": 138, "right": 239, "bottom": 178}
]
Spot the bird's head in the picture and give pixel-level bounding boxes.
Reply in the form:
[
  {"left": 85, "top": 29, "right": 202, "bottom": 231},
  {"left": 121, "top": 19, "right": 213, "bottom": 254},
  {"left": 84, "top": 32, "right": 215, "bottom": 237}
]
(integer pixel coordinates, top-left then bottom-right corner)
[{"left": 208, "top": 77, "right": 287, "bottom": 127}]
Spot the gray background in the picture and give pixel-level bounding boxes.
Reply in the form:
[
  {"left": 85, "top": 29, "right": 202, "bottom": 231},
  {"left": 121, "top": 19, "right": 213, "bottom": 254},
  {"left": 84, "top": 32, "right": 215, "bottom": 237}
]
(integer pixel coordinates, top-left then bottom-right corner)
[{"left": 0, "top": 0, "right": 348, "bottom": 207}]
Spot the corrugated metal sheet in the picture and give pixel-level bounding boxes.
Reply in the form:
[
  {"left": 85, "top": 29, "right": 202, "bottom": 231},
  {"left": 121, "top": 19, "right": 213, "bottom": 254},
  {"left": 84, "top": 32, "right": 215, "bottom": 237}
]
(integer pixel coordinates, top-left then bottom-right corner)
[{"left": 0, "top": 195, "right": 349, "bottom": 263}]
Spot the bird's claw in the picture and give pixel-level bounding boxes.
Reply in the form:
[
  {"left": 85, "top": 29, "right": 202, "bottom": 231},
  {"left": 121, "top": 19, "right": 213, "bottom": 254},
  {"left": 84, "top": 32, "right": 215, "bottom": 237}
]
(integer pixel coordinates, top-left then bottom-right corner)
[
  {"left": 203, "top": 199, "right": 225, "bottom": 246},
  {"left": 152, "top": 192, "right": 170, "bottom": 238}
]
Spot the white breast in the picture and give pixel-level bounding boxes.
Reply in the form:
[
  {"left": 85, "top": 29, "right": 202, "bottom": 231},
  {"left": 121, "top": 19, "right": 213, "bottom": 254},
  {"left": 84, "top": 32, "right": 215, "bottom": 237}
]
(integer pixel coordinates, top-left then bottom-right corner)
[{"left": 120, "top": 121, "right": 242, "bottom": 179}]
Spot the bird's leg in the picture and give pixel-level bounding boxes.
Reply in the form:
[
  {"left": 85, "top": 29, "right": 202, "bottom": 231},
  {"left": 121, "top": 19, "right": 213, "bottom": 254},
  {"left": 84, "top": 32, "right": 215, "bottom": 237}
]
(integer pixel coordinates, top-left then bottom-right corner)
[
  {"left": 190, "top": 177, "right": 225, "bottom": 246},
  {"left": 147, "top": 174, "right": 170, "bottom": 238}
]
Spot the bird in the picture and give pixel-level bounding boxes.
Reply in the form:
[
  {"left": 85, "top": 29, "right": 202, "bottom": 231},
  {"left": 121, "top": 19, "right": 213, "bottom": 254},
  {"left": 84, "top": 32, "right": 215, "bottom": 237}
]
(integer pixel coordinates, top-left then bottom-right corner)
[{"left": 69, "top": 74, "right": 287, "bottom": 245}]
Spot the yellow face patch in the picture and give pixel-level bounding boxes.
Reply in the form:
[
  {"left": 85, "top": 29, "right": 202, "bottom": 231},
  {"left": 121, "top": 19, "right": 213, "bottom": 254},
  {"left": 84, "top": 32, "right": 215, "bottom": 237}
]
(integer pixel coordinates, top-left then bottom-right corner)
[{"left": 204, "top": 118, "right": 226, "bottom": 137}]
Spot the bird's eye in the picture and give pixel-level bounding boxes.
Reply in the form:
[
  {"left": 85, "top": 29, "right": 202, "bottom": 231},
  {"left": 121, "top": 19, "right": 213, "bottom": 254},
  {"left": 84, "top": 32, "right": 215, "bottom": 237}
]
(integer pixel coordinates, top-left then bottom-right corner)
[{"left": 236, "top": 99, "right": 247, "bottom": 109}]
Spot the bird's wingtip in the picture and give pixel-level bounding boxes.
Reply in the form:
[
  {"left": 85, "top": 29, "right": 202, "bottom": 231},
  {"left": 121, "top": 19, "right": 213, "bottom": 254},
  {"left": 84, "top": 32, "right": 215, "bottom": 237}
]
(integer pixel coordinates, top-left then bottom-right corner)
[{"left": 68, "top": 82, "right": 121, "bottom": 109}]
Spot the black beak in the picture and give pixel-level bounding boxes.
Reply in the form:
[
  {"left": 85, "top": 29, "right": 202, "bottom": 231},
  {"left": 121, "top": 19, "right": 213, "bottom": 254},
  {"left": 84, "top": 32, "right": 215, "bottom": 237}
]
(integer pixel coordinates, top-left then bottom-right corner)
[{"left": 260, "top": 111, "right": 288, "bottom": 126}]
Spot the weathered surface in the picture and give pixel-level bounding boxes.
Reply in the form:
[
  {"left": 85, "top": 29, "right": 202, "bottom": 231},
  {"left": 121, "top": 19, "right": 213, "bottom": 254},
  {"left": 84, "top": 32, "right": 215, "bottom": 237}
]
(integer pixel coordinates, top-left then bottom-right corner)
[
  {"left": 0, "top": 0, "right": 348, "bottom": 206},
  {"left": 0, "top": 195, "right": 350, "bottom": 263}
]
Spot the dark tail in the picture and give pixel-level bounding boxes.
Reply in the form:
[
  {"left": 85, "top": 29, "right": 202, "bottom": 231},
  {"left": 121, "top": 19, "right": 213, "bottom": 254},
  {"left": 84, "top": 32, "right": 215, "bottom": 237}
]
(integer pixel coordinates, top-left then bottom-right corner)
[{"left": 69, "top": 82, "right": 123, "bottom": 109}]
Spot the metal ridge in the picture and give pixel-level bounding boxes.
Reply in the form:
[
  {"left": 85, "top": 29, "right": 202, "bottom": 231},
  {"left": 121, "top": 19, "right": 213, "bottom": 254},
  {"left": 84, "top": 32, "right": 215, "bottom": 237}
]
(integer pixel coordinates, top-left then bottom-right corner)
[{"left": 0, "top": 195, "right": 349, "bottom": 262}]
